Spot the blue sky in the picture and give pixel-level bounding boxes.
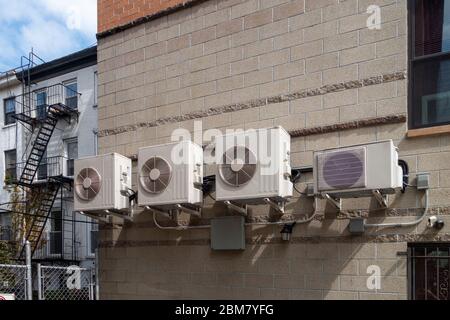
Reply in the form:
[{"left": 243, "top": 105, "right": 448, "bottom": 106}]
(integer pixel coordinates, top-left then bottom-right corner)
[{"left": 0, "top": 0, "right": 97, "bottom": 72}]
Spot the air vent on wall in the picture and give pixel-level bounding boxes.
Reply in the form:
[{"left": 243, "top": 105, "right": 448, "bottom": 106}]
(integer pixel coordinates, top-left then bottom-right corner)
[{"left": 75, "top": 167, "right": 102, "bottom": 201}]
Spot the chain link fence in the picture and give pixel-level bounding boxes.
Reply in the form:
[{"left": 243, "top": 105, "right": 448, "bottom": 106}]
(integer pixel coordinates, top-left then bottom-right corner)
[
  {"left": 0, "top": 242, "right": 96, "bottom": 300},
  {"left": 0, "top": 264, "right": 29, "bottom": 300},
  {"left": 38, "top": 265, "right": 95, "bottom": 300}
]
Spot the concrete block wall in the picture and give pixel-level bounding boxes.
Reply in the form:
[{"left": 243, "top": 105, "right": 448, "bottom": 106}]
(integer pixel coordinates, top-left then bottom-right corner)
[{"left": 96, "top": 0, "right": 450, "bottom": 299}]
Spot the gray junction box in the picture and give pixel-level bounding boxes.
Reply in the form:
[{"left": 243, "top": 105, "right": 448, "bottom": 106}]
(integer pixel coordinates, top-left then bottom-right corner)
[{"left": 211, "top": 216, "right": 246, "bottom": 250}]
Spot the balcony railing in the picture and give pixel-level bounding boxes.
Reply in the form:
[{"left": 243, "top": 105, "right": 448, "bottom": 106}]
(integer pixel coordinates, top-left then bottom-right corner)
[
  {"left": 14, "top": 156, "right": 73, "bottom": 182},
  {"left": 13, "top": 83, "right": 80, "bottom": 121}
]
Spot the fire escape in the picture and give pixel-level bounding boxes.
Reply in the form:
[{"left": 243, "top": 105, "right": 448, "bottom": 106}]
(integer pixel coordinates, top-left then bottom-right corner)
[{"left": 3, "top": 53, "right": 81, "bottom": 261}]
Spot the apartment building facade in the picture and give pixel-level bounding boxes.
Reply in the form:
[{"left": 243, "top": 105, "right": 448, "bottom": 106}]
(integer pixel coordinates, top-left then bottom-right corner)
[
  {"left": 96, "top": 0, "right": 450, "bottom": 299},
  {"left": 0, "top": 47, "right": 99, "bottom": 267}
]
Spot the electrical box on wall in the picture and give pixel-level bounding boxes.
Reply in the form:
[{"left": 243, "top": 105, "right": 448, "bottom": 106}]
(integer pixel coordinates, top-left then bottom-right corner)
[{"left": 211, "top": 216, "right": 245, "bottom": 250}]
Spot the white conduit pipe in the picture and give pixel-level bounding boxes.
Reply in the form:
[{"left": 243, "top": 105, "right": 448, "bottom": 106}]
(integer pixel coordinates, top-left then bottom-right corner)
[
  {"left": 364, "top": 189, "right": 429, "bottom": 229},
  {"left": 152, "top": 198, "right": 319, "bottom": 230}
]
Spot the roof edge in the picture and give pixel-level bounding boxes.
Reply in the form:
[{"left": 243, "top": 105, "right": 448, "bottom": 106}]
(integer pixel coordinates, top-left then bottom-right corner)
[
  {"left": 18, "top": 46, "right": 97, "bottom": 84},
  {"left": 96, "top": 0, "right": 207, "bottom": 40}
]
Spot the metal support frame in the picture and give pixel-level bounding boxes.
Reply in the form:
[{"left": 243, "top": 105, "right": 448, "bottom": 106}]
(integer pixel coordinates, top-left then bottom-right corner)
[
  {"left": 37, "top": 263, "right": 43, "bottom": 300},
  {"left": 263, "top": 198, "right": 285, "bottom": 214},
  {"left": 323, "top": 194, "right": 342, "bottom": 212},
  {"left": 79, "top": 211, "right": 111, "bottom": 224},
  {"left": 25, "top": 241, "right": 32, "bottom": 301},
  {"left": 145, "top": 206, "right": 174, "bottom": 219},
  {"left": 372, "top": 190, "right": 388, "bottom": 208},
  {"left": 224, "top": 201, "right": 248, "bottom": 216},
  {"left": 105, "top": 209, "right": 133, "bottom": 222},
  {"left": 175, "top": 204, "right": 202, "bottom": 217}
]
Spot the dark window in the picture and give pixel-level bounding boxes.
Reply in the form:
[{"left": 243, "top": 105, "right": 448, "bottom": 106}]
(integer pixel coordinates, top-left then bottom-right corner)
[
  {"left": 410, "top": 0, "right": 450, "bottom": 129},
  {"left": 409, "top": 243, "right": 450, "bottom": 300},
  {"left": 36, "top": 91, "right": 47, "bottom": 120},
  {"left": 66, "top": 140, "right": 78, "bottom": 176},
  {"left": 37, "top": 151, "right": 48, "bottom": 180},
  {"left": 4, "top": 97, "right": 16, "bottom": 125},
  {"left": 90, "top": 223, "right": 98, "bottom": 255},
  {"left": 4, "top": 149, "right": 16, "bottom": 184},
  {"left": 49, "top": 211, "right": 62, "bottom": 255},
  {"left": 65, "top": 82, "right": 78, "bottom": 109}
]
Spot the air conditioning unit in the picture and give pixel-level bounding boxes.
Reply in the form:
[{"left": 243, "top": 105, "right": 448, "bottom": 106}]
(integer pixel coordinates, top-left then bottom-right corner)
[
  {"left": 215, "top": 126, "right": 293, "bottom": 202},
  {"left": 313, "top": 140, "right": 403, "bottom": 197},
  {"left": 74, "top": 153, "right": 132, "bottom": 212},
  {"left": 137, "top": 141, "right": 203, "bottom": 207}
]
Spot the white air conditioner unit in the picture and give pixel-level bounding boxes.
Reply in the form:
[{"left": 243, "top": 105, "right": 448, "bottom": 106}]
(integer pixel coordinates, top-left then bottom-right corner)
[
  {"left": 74, "top": 153, "right": 132, "bottom": 212},
  {"left": 313, "top": 140, "right": 403, "bottom": 197},
  {"left": 215, "top": 126, "right": 293, "bottom": 202},
  {"left": 137, "top": 141, "right": 203, "bottom": 207}
]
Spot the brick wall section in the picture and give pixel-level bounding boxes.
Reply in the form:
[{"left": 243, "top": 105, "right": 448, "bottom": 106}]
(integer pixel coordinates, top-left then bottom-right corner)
[
  {"left": 98, "top": 0, "right": 202, "bottom": 34},
  {"left": 96, "top": 0, "right": 450, "bottom": 299}
]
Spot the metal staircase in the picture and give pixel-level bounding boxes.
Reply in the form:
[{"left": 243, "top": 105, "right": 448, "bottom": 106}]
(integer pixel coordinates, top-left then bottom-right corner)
[
  {"left": 12, "top": 84, "right": 80, "bottom": 260},
  {"left": 1, "top": 51, "right": 81, "bottom": 262},
  {"left": 17, "top": 105, "right": 59, "bottom": 187},
  {"left": 19, "top": 184, "right": 61, "bottom": 259}
]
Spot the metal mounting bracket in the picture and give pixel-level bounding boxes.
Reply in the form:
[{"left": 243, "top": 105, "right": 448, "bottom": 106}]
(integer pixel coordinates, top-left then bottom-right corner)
[
  {"left": 224, "top": 201, "right": 248, "bottom": 216},
  {"left": 145, "top": 206, "right": 173, "bottom": 219},
  {"left": 79, "top": 211, "right": 111, "bottom": 224},
  {"left": 175, "top": 204, "right": 202, "bottom": 217},
  {"left": 105, "top": 209, "right": 133, "bottom": 222},
  {"left": 372, "top": 190, "right": 388, "bottom": 208},
  {"left": 323, "top": 194, "right": 342, "bottom": 212},
  {"left": 263, "top": 198, "right": 285, "bottom": 214}
]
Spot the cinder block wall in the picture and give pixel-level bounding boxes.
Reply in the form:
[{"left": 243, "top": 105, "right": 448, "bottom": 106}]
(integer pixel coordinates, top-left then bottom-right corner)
[{"left": 96, "top": 0, "right": 449, "bottom": 299}]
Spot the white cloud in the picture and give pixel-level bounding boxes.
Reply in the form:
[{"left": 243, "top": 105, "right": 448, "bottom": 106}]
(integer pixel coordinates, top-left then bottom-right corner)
[{"left": 0, "top": 0, "right": 97, "bottom": 71}]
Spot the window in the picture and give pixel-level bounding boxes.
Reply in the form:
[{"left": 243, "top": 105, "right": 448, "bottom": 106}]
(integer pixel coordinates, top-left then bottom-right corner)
[
  {"left": 409, "top": 243, "right": 450, "bottom": 300},
  {"left": 37, "top": 151, "right": 48, "bottom": 180},
  {"left": 64, "top": 81, "right": 78, "bottom": 109},
  {"left": 36, "top": 90, "right": 47, "bottom": 120},
  {"left": 66, "top": 139, "right": 78, "bottom": 176},
  {"left": 410, "top": 0, "right": 450, "bottom": 129},
  {"left": 49, "top": 211, "right": 63, "bottom": 255},
  {"left": 4, "top": 97, "right": 16, "bottom": 125},
  {"left": 4, "top": 149, "right": 16, "bottom": 184},
  {"left": 89, "top": 223, "right": 99, "bottom": 255}
]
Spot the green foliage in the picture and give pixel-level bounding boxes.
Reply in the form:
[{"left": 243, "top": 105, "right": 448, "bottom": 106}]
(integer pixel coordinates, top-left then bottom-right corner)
[{"left": 0, "top": 241, "right": 12, "bottom": 264}]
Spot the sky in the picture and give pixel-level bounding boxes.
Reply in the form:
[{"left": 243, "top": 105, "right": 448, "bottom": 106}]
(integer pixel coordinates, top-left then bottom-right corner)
[{"left": 0, "top": 0, "right": 97, "bottom": 72}]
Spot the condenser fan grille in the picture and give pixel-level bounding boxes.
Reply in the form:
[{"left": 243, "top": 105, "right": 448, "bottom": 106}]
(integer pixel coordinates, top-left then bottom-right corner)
[
  {"left": 140, "top": 156, "right": 172, "bottom": 194},
  {"left": 219, "top": 146, "right": 257, "bottom": 187},
  {"left": 75, "top": 167, "right": 102, "bottom": 201},
  {"left": 318, "top": 148, "right": 366, "bottom": 191}
]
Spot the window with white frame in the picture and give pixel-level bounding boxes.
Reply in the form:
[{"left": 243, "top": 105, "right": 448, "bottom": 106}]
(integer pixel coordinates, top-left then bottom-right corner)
[
  {"left": 64, "top": 80, "right": 78, "bottom": 109},
  {"left": 3, "top": 97, "right": 16, "bottom": 125},
  {"left": 65, "top": 139, "right": 78, "bottom": 176},
  {"left": 4, "top": 149, "right": 16, "bottom": 184}
]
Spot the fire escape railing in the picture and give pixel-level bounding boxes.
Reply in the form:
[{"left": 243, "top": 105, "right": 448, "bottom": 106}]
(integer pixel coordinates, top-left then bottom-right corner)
[
  {"left": 13, "top": 83, "right": 80, "bottom": 127},
  {"left": 9, "top": 156, "right": 73, "bottom": 183}
]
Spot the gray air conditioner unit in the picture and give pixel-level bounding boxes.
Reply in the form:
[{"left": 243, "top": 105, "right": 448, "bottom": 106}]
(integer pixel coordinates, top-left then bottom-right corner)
[{"left": 313, "top": 140, "right": 403, "bottom": 198}]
